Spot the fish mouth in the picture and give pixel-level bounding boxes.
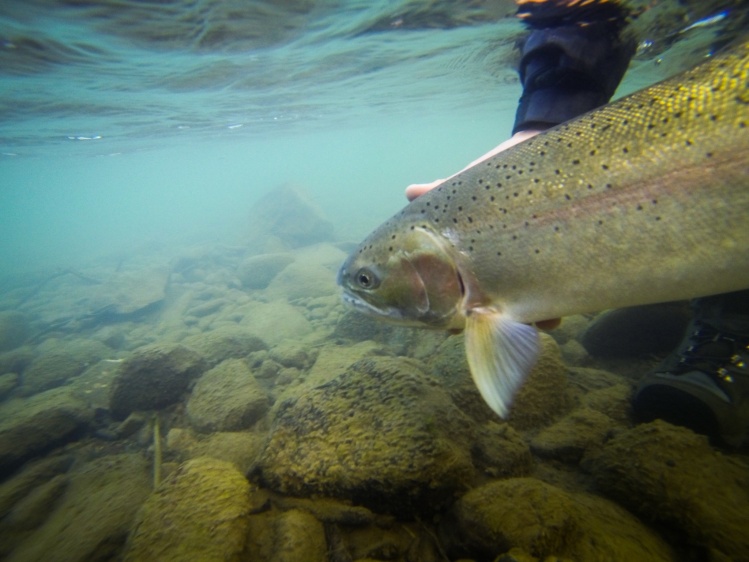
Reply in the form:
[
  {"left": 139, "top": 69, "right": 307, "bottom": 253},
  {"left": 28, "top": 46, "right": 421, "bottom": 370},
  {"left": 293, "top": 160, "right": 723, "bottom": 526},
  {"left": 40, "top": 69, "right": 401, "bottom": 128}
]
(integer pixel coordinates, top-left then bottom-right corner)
[{"left": 340, "top": 290, "right": 404, "bottom": 321}]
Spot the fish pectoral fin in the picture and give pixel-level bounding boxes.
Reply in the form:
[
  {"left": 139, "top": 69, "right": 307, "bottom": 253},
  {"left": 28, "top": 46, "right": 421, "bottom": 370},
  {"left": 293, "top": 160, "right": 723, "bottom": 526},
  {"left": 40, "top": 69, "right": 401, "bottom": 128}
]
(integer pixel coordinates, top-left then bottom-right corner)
[{"left": 464, "top": 308, "right": 540, "bottom": 419}]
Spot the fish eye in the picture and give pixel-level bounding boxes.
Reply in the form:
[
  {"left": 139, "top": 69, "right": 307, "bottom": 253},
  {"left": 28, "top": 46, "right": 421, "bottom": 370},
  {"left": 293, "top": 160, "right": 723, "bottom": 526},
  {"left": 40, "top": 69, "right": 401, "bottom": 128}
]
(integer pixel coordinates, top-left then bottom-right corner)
[{"left": 355, "top": 267, "right": 379, "bottom": 289}]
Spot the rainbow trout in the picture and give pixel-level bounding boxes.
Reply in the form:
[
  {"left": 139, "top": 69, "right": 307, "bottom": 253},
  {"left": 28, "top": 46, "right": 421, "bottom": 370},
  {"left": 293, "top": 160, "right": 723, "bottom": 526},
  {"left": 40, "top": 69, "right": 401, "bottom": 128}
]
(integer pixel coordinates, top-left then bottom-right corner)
[{"left": 338, "top": 38, "right": 749, "bottom": 419}]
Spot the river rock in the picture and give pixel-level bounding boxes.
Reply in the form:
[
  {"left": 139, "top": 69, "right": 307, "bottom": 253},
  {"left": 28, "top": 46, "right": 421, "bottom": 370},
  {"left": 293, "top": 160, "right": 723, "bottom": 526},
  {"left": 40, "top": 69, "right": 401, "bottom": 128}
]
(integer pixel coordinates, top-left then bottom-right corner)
[
  {"left": 0, "top": 373, "right": 19, "bottom": 400},
  {"left": 237, "top": 253, "right": 295, "bottom": 290},
  {"left": 109, "top": 343, "right": 207, "bottom": 420},
  {"left": 530, "top": 407, "right": 617, "bottom": 463},
  {"left": 20, "top": 338, "right": 113, "bottom": 396},
  {"left": 182, "top": 325, "right": 268, "bottom": 368},
  {"left": 265, "top": 260, "right": 338, "bottom": 300},
  {"left": 166, "top": 428, "right": 265, "bottom": 474},
  {"left": 246, "top": 184, "right": 335, "bottom": 250},
  {"left": 0, "top": 455, "right": 74, "bottom": 520},
  {"left": 580, "top": 302, "right": 691, "bottom": 358},
  {"left": 186, "top": 358, "right": 270, "bottom": 432},
  {"left": 0, "top": 388, "right": 92, "bottom": 476},
  {"left": 0, "top": 311, "right": 29, "bottom": 352},
  {"left": 89, "top": 265, "right": 171, "bottom": 317},
  {"left": 3, "top": 453, "right": 151, "bottom": 562},
  {"left": 234, "top": 300, "right": 314, "bottom": 346},
  {"left": 269, "top": 509, "right": 327, "bottom": 562},
  {"left": 254, "top": 355, "right": 529, "bottom": 514},
  {"left": 124, "top": 457, "right": 250, "bottom": 562},
  {"left": 450, "top": 477, "right": 674, "bottom": 561},
  {"left": 583, "top": 420, "right": 749, "bottom": 561}
]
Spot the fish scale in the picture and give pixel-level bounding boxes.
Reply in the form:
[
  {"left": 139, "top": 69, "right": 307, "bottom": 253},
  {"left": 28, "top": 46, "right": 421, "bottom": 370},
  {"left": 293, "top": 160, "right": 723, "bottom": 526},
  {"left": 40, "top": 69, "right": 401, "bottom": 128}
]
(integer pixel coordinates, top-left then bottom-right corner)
[{"left": 338, "top": 38, "right": 749, "bottom": 419}]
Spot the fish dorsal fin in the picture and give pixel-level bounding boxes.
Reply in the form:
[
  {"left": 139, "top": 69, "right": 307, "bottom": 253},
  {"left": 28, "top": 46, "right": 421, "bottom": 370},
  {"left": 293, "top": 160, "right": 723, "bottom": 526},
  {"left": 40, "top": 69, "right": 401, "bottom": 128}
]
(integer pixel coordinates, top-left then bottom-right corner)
[{"left": 464, "top": 307, "right": 540, "bottom": 419}]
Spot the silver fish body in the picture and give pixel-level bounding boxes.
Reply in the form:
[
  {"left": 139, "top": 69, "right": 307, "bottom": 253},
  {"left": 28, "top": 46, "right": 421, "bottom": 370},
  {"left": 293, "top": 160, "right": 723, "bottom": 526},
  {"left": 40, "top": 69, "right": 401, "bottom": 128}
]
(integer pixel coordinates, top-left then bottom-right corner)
[{"left": 338, "top": 38, "right": 749, "bottom": 418}]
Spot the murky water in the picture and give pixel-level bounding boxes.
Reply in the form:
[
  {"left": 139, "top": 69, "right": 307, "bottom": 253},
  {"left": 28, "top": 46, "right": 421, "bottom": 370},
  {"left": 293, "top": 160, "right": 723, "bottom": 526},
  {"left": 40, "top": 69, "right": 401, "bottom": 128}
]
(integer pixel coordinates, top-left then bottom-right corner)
[{"left": 0, "top": 1, "right": 747, "bottom": 561}]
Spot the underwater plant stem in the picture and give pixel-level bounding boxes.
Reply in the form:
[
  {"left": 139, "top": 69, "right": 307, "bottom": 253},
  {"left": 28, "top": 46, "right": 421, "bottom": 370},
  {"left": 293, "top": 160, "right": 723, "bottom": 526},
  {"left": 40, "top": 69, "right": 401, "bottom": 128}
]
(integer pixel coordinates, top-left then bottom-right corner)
[{"left": 153, "top": 415, "right": 162, "bottom": 489}]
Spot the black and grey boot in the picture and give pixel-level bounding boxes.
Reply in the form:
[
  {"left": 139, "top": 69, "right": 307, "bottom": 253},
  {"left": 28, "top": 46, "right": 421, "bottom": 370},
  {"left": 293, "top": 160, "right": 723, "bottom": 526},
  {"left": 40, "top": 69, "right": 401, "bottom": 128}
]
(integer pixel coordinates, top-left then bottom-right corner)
[{"left": 632, "top": 290, "right": 749, "bottom": 447}]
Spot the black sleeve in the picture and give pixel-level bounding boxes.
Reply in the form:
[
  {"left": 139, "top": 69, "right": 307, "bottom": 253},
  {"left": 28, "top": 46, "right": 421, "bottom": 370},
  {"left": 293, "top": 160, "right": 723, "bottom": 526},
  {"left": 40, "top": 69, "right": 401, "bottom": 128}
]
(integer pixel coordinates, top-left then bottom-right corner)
[{"left": 512, "top": 0, "right": 636, "bottom": 134}]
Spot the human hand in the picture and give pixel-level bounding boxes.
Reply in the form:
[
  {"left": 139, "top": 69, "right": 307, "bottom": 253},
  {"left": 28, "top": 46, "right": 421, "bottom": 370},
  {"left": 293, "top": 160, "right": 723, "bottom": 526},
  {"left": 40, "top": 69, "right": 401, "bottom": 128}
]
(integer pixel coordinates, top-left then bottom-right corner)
[{"left": 405, "top": 129, "right": 542, "bottom": 201}]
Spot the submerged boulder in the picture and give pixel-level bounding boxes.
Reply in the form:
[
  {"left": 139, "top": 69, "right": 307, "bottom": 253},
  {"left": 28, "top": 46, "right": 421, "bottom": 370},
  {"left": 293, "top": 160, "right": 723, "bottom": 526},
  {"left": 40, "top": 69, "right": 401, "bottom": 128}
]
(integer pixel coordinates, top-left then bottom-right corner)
[
  {"left": 20, "top": 338, "right": 113, "bottom": 396},
  {"left": 246, "top": 184, "right": 334, "bottom": 250},
  {"left": 0, "top": 312, "right": 29, "bottom": 352},
  {"left": 0, "top": 388, "right": 92, "bottom": 476},
  {"left": 450, "top": 477, "right": 674, "bottom": 561},
  {"left": 583, "top": 420, "right": 749, "bottom": 561},
  {"left": 254, "top": 356, "right": 529, "bottom": 514},
  {"left": 109, "top": 344, "right": 206, "bottom": 420},
  {"left": 124, "top": 457, "right": 250, "bottom": 562},
  {"left": 186, "top": 359, "right": 270, "bottom": 432},
  {"left": 2, "top": 454, "right": 151, "bottom": 562}
]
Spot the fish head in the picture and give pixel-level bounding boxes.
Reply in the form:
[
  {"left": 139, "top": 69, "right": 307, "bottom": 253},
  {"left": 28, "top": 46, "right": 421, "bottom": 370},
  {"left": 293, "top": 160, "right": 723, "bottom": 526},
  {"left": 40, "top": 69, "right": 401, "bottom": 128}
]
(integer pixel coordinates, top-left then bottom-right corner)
[{"left": 337, "top": 223, "right": 465, "bottom": 329}]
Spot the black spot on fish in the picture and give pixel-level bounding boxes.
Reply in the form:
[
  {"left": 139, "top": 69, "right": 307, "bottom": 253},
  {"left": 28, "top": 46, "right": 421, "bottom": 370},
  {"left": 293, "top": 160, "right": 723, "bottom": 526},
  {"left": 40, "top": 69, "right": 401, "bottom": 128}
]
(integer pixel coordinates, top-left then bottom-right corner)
[
  {"left": 685, "top": 139, "right": 693, "bottom": 146},
  {"left": 622, "top": 147, "right": 629, "bottom": 154},
  {"left": 589, "top": 149, "right": 596, "bottom": 156},
  {"left": 706, "top": 152, "right": 713, "bottom": 158},
  {"left": 490, "top": 196, "right": 495, "bottom": 201},
  {"left": 572, "top": 159, "right": 580, "bottom": 165},
  {"left": 602, "top": 164, "right": 609, "bottom": 170}
]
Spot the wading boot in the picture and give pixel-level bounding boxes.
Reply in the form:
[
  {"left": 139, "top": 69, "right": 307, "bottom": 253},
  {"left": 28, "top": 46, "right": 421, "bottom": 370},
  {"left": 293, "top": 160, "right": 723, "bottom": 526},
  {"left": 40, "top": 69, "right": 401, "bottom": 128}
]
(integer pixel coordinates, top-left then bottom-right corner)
[{"left": 632, "top": 290, "right": 749, "bottom": 447}]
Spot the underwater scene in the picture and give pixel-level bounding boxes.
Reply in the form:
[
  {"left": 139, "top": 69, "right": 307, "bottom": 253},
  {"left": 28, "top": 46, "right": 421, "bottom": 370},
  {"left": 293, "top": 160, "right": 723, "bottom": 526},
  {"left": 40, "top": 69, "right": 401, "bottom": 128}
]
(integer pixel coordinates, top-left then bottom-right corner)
[{"left": 1, "top": 0, "right": 749, "bottom": 560}]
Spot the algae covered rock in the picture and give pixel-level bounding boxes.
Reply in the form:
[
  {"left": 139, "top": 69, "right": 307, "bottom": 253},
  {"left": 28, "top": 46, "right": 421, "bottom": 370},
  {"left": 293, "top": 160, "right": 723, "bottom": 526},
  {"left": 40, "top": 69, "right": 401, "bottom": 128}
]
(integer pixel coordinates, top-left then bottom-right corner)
[
  {"left": 124, "top": 457, "right": 250, "bottom": 562},
  {"left": 182, "top": 325, "right": 268, "bottom": 368},
  {"left": 254, "top": 356, "right": 518, "bottom": 514},
  {"left": 3, "top": 454, "right": 151, "bottom": 562},
  {"left": 166, "top": 428, "right": 265, "bottom": 474},
  {"left": 20, "top": 338, "right": 113, "bottom": 396},
  {"left": 270, "top": 509, "right": 327, "bottom": 562},
  {"left": 186, "top": 358, "right": 270, "bottom": 432},
  {"left": 235, "top": 300, "right": 314, "bottom": 346},
  {"left": 530, "top": 407, "right": 617, "bottom": 463},
  {"left": 0, "top": 388, "right": 92, "bottom": 475},
  {"left": 451, "top": 477, "right": 674, "bottom": 561},
  {"left": 583, "top": 420, "right": 749, "bottom": 561},
  {"left": 508, "top": 333, "right": 572, "bottom": 430},
  {"left": 109, "top": 343, "right": 206, "bottom": 419}
]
